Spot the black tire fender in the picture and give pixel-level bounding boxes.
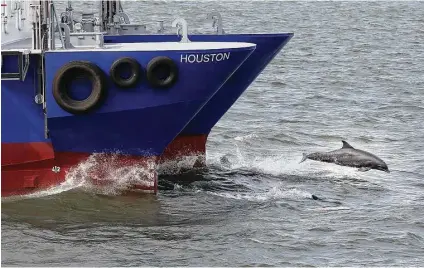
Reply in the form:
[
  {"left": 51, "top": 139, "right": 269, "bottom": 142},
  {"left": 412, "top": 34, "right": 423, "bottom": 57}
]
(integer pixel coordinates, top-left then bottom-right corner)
[
  {"left": 146, "top": 56, "right": 179, "bottom": 89},
  {"left": 109, "top": 57, "right": 142, "bottom": 88},
  {"left": 52, "top": 61, "right": 107, "bottom": 114}
]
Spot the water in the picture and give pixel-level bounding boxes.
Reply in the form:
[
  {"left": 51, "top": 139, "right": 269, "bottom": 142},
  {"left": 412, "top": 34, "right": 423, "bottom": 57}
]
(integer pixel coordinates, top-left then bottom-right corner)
[{"left": 2, "top": 1, "right": 424, "bottom": 266}]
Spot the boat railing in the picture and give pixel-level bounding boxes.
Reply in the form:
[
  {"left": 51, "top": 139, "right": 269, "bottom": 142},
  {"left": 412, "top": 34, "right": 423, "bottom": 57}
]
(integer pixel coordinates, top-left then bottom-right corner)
[
  {"left": 1, "top": 0, "right": 229, "bottom": 54},
  {"left": 1, "top": 0, "right": 105, "bottom": 83},
  {"left": 43, "top": 0, "right": 226, "bottom": 37},
  {"left": 1, "top": 0, "right": 27, "bottom": 34},
  {"left": 59, "top": 22, "right": 106, "bottom": 49}
]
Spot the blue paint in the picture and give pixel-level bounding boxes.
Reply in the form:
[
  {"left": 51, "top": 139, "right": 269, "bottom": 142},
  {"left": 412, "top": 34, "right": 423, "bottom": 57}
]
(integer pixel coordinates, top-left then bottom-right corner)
[
  {"left": 68, "top": 77, "right": 93, "bottom": 101},
  {"left": 1, "top": 54, "right": 20, "bottom": 73},
  {"left": 2, "top": 33, "right": 293, "bottom": 160},
  {"left": 43, "top": 46, "right": 254, "bottom": 155},
  {"left": 104, "top": 34, "right": 294, "bottom": 135},
  {"left": 47, "top": 101, "right": 204, "bottom": 156},
  {"left": 1, "top": 55, "right": 48, "bottom": 144}
]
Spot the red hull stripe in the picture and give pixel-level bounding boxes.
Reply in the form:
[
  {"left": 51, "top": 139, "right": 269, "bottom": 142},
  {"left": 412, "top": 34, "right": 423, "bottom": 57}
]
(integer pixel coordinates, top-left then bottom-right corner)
[
  {"left": 1, "top": 134, "right": 207, "bottom": 197},
  {"left": 2, "top": 142, "right": 55, "bottom": 166},
  {"left": 160, "top": 134, "right": 207, "bottom": 161}
]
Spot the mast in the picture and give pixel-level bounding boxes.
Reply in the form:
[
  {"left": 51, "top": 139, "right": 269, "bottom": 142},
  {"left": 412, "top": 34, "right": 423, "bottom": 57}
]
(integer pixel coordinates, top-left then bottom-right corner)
[
  {"left": 29, "top": 0, "right": 49, "bottom": 50},
  {"left": 40, "top": 0, "right": 49, "bottom": 50},
  {"left": 99, "top": 0, "right": 119, "bottom": 31},
  {"left": 65, "top": 0, "right": 73, "bottom": 31}
]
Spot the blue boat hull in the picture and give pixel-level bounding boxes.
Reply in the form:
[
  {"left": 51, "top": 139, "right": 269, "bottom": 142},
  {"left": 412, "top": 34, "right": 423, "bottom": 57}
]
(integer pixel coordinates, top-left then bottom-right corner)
[
  {"left": 104, "top": 34, "right": 293, "bottom": 161},
  {"left": 44, "top": 48, "right": 254, "bottom": 155},
  {"left": 1, "top": 44, "right": 255, "bottom": 196}
]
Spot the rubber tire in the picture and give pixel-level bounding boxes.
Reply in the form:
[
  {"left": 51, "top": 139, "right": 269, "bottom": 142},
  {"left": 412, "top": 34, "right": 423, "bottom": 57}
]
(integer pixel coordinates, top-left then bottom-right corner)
[
  {"left": 52, "top": 61, "right": 107, "bottom": 115},
  {"left": 109, "top": 57, "right": 141, "bottom": 88},
  {"left": 146, "top": 56, "right": 178, "bottom": 89}
]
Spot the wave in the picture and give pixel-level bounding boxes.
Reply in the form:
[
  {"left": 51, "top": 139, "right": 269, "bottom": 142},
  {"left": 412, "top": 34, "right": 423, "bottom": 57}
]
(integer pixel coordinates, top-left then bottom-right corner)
[
  {"left": 207, "top": 186, "right": 317, "bottom": 202},
  {"left": 2, "top": 154, "right": 156, "bottom": 202}
]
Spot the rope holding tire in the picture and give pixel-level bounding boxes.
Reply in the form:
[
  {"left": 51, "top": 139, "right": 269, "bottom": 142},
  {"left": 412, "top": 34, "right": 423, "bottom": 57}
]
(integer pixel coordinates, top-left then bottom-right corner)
[
  {"left": 52, "top": 61, "right": 107, "bottom": 115},
  {"left": 109, "top": 57, "right": 142, "bottom": 89},
  {"left": 146, "top": 56, "right": 179, "bottom": 89}
]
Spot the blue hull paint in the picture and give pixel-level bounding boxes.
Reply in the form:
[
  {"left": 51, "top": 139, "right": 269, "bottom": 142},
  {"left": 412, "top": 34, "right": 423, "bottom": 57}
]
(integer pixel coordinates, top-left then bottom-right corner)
[
  {"left": 46, "top": 100, "right": 204, "bottom": 156},
  {"left": 41, "top": 47, "right": 254, "bottom": 156},
  {"left": 1, "top": 55, "right": 46, "bottom": 144},
  {"left": 104, "top": 34, "right": 294, "bottom": 135}
]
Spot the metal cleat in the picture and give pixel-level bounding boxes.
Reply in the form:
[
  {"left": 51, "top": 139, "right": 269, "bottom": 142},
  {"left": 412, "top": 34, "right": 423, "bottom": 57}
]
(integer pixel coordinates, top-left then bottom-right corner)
[
  {"left": 157, "top": 20, "right": 165, "bottom": 33},
  {"left": 172, "top": 18, "right": 191, "bottom": 43},
  {"left": 207, "top": 12, "right": 225, "bottom": 35}
]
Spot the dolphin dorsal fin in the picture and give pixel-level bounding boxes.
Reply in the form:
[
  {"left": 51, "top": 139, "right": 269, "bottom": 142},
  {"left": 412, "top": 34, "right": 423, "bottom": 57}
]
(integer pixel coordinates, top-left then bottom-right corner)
[{"left": 342, "top": 140, "right": 354, "bottom": 149}]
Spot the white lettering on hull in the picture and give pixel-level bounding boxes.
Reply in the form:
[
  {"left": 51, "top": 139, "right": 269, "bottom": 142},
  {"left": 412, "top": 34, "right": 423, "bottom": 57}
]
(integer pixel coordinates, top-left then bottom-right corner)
[{"left": 180, "top": 52, "right": 231, "bottom": 63}]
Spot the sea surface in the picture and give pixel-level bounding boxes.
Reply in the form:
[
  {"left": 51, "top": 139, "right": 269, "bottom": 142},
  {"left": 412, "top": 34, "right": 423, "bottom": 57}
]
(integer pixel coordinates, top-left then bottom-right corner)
[{"left": 2, "top": 1, "right": 424, "bottom": 266}]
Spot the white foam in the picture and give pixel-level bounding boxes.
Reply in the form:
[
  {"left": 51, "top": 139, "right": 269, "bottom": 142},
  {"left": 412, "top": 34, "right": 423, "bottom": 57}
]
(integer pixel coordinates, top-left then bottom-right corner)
[
  {"left": 234, "top": 133, "right": 259, "bottom": 141},
  {"left": 208, "top": 185, "right": 315, "bottom": 202},
  {"left": 1, "top": 153, "right": 157, "bottom": 201},
  {"left": 306, "top": 206, "right": 351, "bottom": 211},
  {"left": 208, "top": 142, "right": 361, "bottom": 179}
]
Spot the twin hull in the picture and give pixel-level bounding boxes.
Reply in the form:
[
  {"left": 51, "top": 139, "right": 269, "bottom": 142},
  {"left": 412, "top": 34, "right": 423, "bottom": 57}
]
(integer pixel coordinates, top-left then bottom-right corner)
[
  {"left": 1, "top": 33, "right": 294, "bottom": 197},
  {"left": 104, "top": 34, "right": 294, "bottom": 162},
  {"left": 1, "top": 42, "right": 255, "bottom": 196}
]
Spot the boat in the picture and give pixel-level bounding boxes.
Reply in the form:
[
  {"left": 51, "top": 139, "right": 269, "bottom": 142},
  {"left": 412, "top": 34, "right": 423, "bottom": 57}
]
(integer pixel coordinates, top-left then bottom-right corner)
[
  {"left": 1, "top": 0, "right": 257, "bottom": 196},
  {"left": 66, "top": 1, "right": 294, "bottom": 172}
]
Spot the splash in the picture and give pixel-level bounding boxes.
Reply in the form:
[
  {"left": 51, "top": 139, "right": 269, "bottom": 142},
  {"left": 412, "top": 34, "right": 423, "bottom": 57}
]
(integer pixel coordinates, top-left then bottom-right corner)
[
  {"left": 1, "top": 175, "right": 85, "bottom": 203},
  {"left": 208, "top": 184, "right": 316, "bottom": 202},
  {"left": 208, "top": 141, "right": 361, "bottom": 179},
  {"left": 234, "top": 133, "right": 259, "bottom": 141},
  {"left": 157, "top": 154, "right": 205, "bottom": 175},
  {"left": 198, "top": 133, "right": 369, "bottom": 203},
  {"left": 2, "top": 154, "right": 157, "bottom": 201},
  {"left": 1, "top": 156, "right": 97, "bottom": 202},
  {"left": 68, "top": 153, "right": 157, "bottom": 195}
]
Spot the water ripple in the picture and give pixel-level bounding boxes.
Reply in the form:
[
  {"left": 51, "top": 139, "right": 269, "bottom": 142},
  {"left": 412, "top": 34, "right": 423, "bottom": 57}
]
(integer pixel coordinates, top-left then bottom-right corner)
[{"left": 2, "top": 0, "right": 424, "bottom": 267}]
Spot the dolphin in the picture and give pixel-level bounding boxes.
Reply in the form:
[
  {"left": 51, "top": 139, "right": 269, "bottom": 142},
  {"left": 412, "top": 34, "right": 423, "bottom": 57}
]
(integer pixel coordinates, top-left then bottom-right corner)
[{"left": 300, "top": 140, "right": 390, "bottom": 173}]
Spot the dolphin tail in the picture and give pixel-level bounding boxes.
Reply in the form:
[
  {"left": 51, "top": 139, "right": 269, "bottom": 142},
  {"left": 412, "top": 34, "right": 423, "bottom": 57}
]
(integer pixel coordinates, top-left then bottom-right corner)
[{"left": 299, "top": 153, "right": 308, "bottom": 163}]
